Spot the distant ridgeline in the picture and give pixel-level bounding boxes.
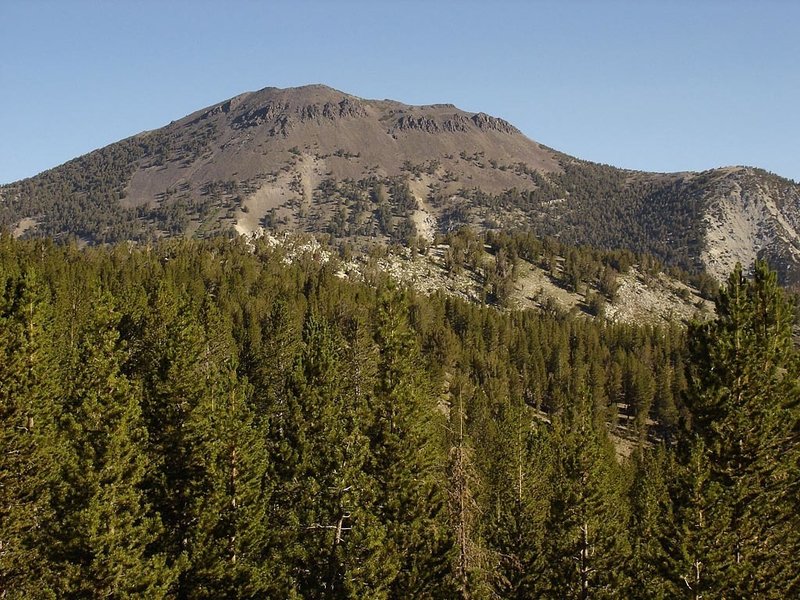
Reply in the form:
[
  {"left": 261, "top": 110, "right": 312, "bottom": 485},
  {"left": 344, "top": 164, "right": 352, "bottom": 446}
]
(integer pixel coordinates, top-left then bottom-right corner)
[
  {"left": 1, "top": 84, "right": 799, "bottom": 286},
  {"left": 1, "top": 233, "right": 798, "bottom": 597}
]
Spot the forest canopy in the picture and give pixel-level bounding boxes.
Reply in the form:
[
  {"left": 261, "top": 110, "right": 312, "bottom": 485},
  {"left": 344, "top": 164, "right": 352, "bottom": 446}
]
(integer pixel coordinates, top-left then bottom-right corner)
[{"left": 0, "top": 233, "right": 797, "bottom": 598}]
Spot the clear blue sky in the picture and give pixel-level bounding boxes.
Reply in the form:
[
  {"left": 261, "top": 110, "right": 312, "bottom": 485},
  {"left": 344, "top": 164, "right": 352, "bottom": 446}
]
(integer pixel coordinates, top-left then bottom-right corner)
[{"left": 1, "top": 0, "right": 798, "bottom": 184}]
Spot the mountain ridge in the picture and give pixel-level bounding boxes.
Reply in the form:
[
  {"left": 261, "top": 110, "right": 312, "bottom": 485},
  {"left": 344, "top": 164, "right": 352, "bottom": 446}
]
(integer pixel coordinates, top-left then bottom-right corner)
[{"left": 1, "top": 84, "right": 798, "bottom": 286}]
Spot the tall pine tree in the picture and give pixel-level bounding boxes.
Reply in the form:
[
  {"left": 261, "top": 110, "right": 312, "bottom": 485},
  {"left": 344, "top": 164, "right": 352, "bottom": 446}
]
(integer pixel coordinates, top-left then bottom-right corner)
[
  {"left": 53, "top": 294, "right": 175, "bottom": 597},
  {"left": 368, "top": 290, "right": 455, "bottom": 598},
  {"left": 682, "top": 261, "right": 800, "bottom": 595},
  {"left": 0, "top": 269, "right": 62, "bottom": 598}
]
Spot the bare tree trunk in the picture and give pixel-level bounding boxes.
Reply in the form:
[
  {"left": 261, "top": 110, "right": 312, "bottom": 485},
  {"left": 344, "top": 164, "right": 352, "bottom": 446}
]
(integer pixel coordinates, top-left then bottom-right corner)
[
  {"left": 580, "top": 522, "right": 589, "bottom": 600},
  {"left": 229, "top": 390, "right": 238, "bottom": 565}
]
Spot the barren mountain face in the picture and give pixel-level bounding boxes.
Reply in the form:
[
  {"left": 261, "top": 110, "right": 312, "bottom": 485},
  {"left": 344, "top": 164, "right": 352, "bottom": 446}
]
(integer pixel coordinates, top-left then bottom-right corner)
[
  {"left": 126, "top": 85, "right": 556, "bottom": 201},
  {"left": 699, "top": 168, "right": 800, "bottom": 285},
  {"left": 1, "top": 84, "right": 798, "bottom": 285}
]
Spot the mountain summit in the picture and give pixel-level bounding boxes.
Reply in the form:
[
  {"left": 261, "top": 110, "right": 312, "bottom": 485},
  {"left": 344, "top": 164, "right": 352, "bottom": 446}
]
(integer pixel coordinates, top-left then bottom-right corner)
[{"left": 1, "top": 84, "right": 799, "bottom": 284}]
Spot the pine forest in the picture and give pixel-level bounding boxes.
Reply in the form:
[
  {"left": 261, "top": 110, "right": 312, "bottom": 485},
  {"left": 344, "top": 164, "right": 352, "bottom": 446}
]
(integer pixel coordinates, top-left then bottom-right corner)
[{"left": 1, "top": 232, "right": 799, "bottom": 599}]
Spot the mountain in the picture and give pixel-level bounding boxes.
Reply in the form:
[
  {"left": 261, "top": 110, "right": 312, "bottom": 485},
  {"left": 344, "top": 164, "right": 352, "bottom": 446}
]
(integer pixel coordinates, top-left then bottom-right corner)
[{"left": 1, "top": 84, "right": 799, "bottom": 285}]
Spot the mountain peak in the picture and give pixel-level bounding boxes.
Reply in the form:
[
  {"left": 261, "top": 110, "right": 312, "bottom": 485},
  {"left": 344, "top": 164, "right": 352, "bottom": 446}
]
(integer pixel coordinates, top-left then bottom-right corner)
[
  {"left": 1, "top": 84, "right": 798, "bottom": 287},
  {"left": 249, "top": 83, "right": 355, "bottom": 102}
]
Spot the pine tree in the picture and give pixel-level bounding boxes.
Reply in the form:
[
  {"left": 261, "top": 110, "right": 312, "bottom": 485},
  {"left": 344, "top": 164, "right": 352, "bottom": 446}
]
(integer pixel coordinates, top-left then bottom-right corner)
[
  {"left": 669, "top": 438, "right": 724, "bottom": 599},
  {"left": 483, "top": 390, "right": 552, "bottom": 598},
  {"left": 653, "top": 364, "right": 679, "bottom": 440},
  {"left": 627, "top": 447, "right": 680, "bottom": 599},
  {"left": 135, "top": 284, "right": 208, "bottom": 578},
  {"left": 368, "top": 291, "right": 455, "bottom": 598},
  {"left": 682, "top": 261, "right": 800, "bottom": 595},
  {"left": 178, "top": 305, "right": 275, "bottom": 599},
  {"left": 444, "top": 374, "right": 485, "bottom": 598},
  {"left": 53, "top": 294, "right": 175, "bottom": 597},
  {"left": 0, "top": 269, "right": 62, "bottom": 598},
  {"left": 266, "top": 308, "right": 391, "bottom": 598},
  {"left": 333, "top": 310, "right": 394, "bottom": 599},
  {"left": 539, "top": 366, "right": 632, "bottom": 599}
]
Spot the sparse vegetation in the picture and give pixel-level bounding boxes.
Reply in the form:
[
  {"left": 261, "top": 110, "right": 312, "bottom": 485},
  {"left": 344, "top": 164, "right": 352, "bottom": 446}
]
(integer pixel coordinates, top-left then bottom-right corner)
[{"left": 1, "top": 87, "right": 796, "bottom": 288}]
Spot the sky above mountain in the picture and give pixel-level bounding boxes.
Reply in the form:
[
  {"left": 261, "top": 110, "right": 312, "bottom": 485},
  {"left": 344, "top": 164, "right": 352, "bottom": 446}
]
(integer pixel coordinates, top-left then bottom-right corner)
[{"left": 1, "top": 0, "right": 798, "bottom": 184}]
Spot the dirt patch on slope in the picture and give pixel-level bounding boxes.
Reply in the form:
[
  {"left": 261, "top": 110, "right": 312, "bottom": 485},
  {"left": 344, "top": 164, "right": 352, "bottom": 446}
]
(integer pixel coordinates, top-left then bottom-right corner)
[
  {"left": 408, "top": 176, "right": 437, "bottom": 242},
  {"left": 236, "top": 185, "right": 287, "bottom": 235},
  {"left": 607, "top": 271, "right": 713, "bottom": 324},
  {"left": 12, "top": 217, "right": 38, "bottom": 238}
]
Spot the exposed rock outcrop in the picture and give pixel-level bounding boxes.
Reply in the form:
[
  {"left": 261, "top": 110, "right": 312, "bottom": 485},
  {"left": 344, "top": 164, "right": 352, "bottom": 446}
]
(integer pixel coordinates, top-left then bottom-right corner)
[
  {"left": 701, "top": 168, "right": 800, "bottom": 283},
  {"left": 231, "top": 101, "right": 290, "bottom": 130},
  {"left": 393, "top": 114, "right": 442, "bottom": 133},
  {"left": 471, "top": 112, "right": 519, "bottom": 134}
]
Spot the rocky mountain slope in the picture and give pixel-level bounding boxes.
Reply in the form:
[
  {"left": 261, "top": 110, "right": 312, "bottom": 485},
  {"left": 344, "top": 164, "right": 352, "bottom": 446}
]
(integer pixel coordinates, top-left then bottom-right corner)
[
  {"left": 249, "top": 229, "right": 715, "bottom": 328},
  {"left": 1, "top": 84, "right": 798, "bottom": 285},
  {"left": 699, "top": 167, "right": 800, "bottom": 284}
]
